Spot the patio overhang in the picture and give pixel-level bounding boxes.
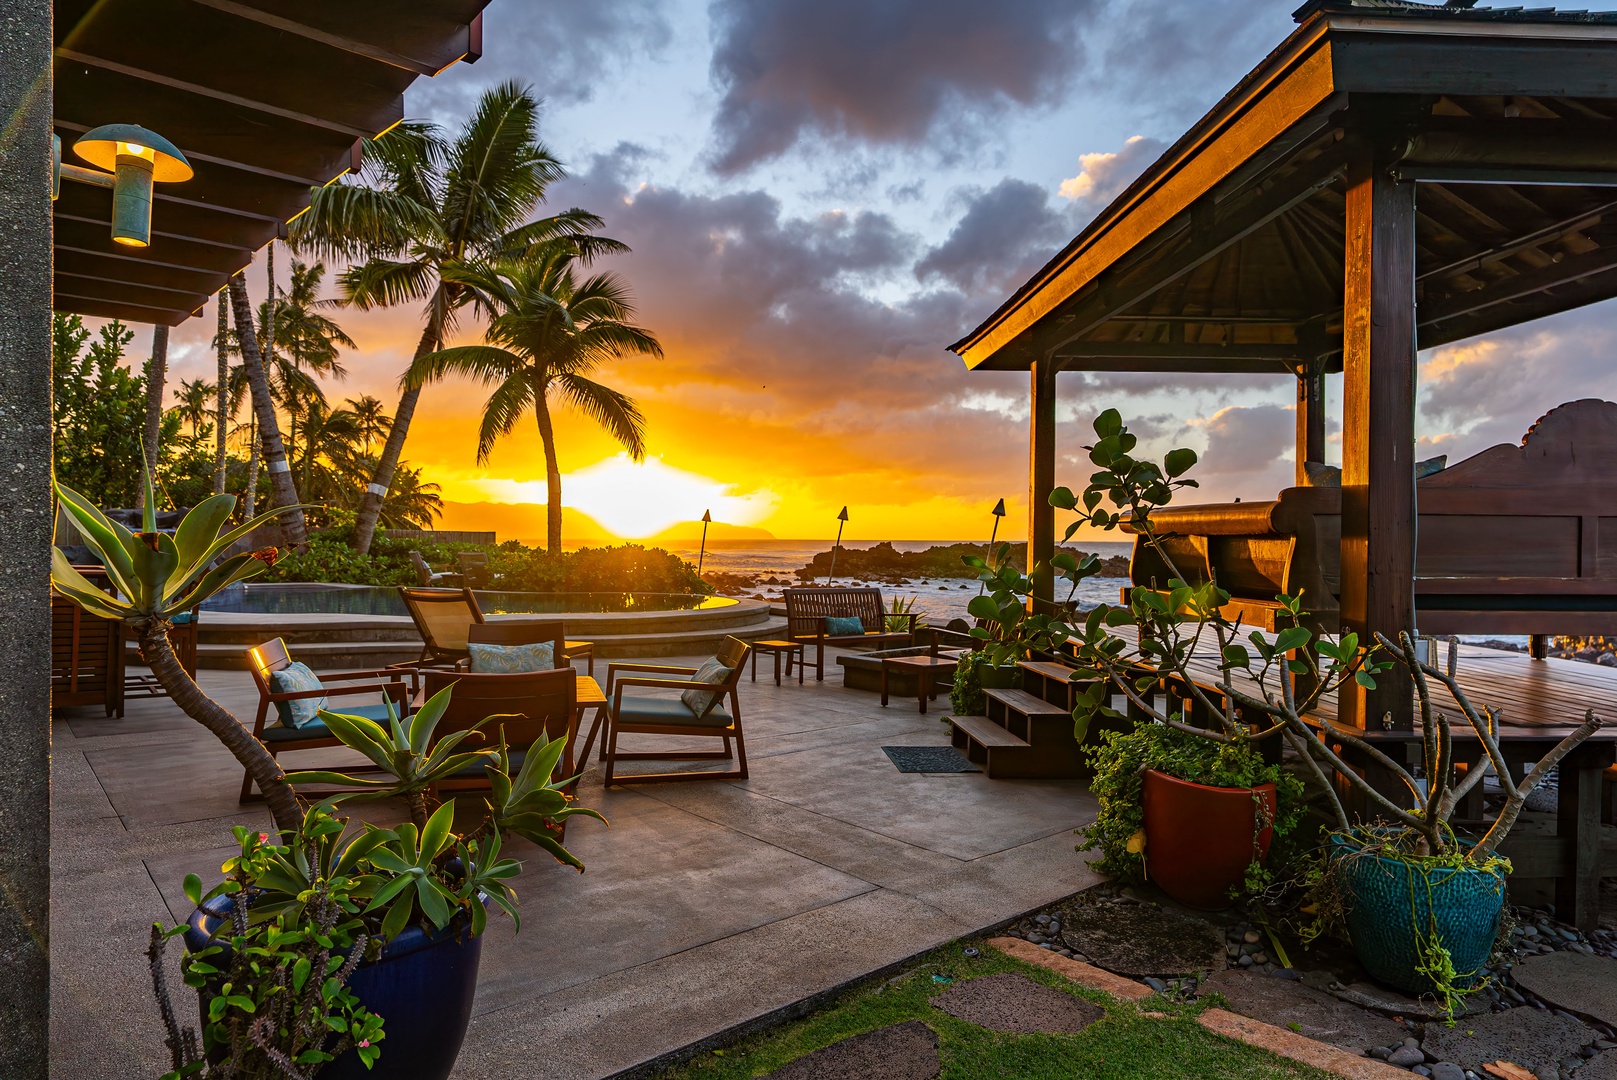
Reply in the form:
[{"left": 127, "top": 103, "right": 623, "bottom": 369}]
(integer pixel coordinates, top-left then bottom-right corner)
[
  {"left": 51, "top": 0, "right": 490, "bottom": 325},
  {"left": 950, "top": 1, "right": 1617, "bottom": 374},
  {"left": 951, "top": 0, "right": 1617, "bottom": 734}
]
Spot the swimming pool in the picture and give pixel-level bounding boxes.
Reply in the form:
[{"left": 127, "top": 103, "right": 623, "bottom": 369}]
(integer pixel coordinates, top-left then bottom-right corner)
[{"left": 201, "top": 584, "right": 739, "bottom": 617}]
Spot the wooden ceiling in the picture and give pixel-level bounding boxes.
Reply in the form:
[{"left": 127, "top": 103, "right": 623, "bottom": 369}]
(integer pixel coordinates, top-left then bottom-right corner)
[
  {"left": 51, "top": 0, "right": 490, "bottom": 326},
  {"left": 952, "top": 1, "right": 1617, "bottom": 373}
]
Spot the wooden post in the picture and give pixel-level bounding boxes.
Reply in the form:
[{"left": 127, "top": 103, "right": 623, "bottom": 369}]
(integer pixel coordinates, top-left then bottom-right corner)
[
  {"left": 1339, "top": 160, "right": 1417, "bottom": 732},
  {"left": 1029, "top": 357, "right": 1057, "bottom": 610},
  {"left": 1294, "top": 359, "right": 1326, "bottom": 486}
]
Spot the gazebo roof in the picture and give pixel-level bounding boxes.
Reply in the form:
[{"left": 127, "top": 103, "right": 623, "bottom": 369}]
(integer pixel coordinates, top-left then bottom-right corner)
[
  {"left": 950, "top": 0, "right": 1617, "bottom": 373},
  {"left": 51, "top": 0, "right": 491, "bottom": 326}
]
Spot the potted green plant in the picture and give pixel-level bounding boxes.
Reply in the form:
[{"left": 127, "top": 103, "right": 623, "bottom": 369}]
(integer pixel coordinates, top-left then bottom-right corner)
[
  {"left": 153, "top": 693, "right": 604, "bottom": 1079},
  {"left": 1050, "top": 410, "right": 1603, "bottom": 1013}
]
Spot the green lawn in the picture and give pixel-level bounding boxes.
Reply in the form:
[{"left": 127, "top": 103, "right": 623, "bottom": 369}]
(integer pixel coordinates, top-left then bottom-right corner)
[{"left": 657, "top": 943, "right": 1337, "bottom": 1080}]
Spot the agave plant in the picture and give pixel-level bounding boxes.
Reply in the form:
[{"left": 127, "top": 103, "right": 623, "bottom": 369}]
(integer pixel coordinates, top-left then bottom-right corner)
[
  {"left": 51, "top": 463, "right": 310, "bottom": 830},
  {"left": 286, "top": 683, "right": 607, "bottom": 871}
]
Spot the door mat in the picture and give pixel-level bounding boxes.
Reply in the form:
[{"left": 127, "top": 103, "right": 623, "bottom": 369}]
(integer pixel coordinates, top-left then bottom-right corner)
[{"left": 881, "top": 745, "right": 981, "bottom": 774}]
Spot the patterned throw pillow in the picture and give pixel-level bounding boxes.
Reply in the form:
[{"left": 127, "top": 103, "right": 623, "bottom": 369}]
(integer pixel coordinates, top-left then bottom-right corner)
[
  {"left": 824, "top": 616, "right": 865, "bottom": 636},
  {"left": 681, "top": 658, "right": 732, "bottom": 719},
  {"left": 269, "top": 661, "right": 327, "bottom": 728},
  {"left": 468, "top": 641, "right": 555, "bottom": 674}
]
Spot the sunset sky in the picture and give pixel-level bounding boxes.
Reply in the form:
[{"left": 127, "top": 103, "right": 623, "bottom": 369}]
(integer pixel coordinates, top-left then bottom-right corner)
[{"left": 147, "top": 0, "right": 1617, "bottom": 544}]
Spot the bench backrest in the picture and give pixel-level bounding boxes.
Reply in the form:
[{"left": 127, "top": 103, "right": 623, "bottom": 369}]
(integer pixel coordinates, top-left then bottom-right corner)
[
  {"left": 467, "top": 620, "right": 568, "bottom": 668},
  {"left": 783, "top": 587, "right": 886, "bottom": 637},
  {"left": 421, "top": 666, "right": 576, "bottom": 750}
]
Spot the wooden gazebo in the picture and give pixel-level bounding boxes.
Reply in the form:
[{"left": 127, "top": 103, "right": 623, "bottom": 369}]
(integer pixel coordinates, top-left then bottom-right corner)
[{"left": 951, "top": 0, "right": 1617, "bottom": 733}]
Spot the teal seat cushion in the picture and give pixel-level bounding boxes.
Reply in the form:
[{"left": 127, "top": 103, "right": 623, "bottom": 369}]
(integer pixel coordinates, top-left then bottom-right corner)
[
  {"left": 260, "top": 701, "right": 398, "bottom": 743},
  {"left": 617, "top": 695, "right": 734, "bottom": 728},
  {"left": 824, "top": 616, "right": 865, "bottom": 636},
  {"left": 269, "top": 662, "right": 326, "bottom": 728},
  {"left": 680, "top": 658, "right": 731, "bottom": 719}
]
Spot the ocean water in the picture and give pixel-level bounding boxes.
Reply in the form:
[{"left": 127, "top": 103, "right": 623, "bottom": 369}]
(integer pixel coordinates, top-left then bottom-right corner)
[{"left": 654, "top": 539, "right": 1136, "bottom": 626}]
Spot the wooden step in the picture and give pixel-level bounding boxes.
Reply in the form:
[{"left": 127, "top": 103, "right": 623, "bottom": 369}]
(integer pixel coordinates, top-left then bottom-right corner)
[
  {"left": 947, "top": 713, "right": 1029, "bottom": 748},
  {"left": 1019, "top": 660, "right": 1078, "bottom": 681},
  {"left": 984, "top": 687, "right": 1071, "bottom": 720}
]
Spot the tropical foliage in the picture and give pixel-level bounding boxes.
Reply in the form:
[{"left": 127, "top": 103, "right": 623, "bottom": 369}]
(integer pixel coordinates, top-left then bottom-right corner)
[
  {"left": 293, "top": 80, "right": 624, "bottom": 554},
  {"left": 409, "top": 249, "right": 662, "bottom": 553}
]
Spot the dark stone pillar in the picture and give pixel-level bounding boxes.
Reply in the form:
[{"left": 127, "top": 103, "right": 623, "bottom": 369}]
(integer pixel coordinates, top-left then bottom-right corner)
[{"left": 0, "top": 1, "right": 54, "bottom": 1076}]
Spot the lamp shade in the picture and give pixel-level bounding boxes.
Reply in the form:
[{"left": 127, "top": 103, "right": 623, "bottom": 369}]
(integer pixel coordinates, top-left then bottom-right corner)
[{"left": 73, "top": 124, "right": 193, "bottom": 183}]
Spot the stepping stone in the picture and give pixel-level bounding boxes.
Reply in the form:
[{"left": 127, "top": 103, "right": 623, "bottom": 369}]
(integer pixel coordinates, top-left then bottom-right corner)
[
  {"left": 930, "top": 973, "right": 1104, "bottom": 1035},
  {"left": 762, "top": 1021, "right": 940, "bottom": 1080},
  {"left": 1058, "top": 901, "right": 1224, "bottom": 977},
  {"left": 1420, "top": 1007, "right": 1590, "bottom": 1074},
  {"left": 1331, "top": 980, "right": 1491, "bottom": 1020},
  {"left": 1201, "top": 969, "right": 1409, "bottom": 1051},
  {"left": 1512, "top": 951, "right": 1617, "bottom": 1028}
]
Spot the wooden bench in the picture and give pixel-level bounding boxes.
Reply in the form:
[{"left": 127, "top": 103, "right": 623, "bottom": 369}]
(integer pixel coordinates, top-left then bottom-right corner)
[
  {"left": 783, "top": 586, "right": 916, "bottom": 682},
  {"left": 1128, "top": 399, "right": 1617, "bottom": 640}
]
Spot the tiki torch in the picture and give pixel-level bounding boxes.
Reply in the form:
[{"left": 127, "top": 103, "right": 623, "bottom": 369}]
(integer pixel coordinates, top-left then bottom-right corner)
[
  {"left": 697, "top": 509, "right": 712, "bottom": 578},
  {"left": 826, "top": 506, "right": 849, "bottom": 584},
  {"left": 979, "top": 498, "right": 1006, "bottom": 595}
]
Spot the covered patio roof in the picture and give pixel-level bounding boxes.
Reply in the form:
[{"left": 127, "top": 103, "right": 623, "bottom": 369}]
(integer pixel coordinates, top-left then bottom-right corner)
[
  {"left": 51, "top": 0, "right": 489, "bottom": 326},
  {"left": 949, "top": 0, "right": 1617, "bottom": 734},
  {"left": 951, "top": 0, "right": 1617, "bottom": 376}
]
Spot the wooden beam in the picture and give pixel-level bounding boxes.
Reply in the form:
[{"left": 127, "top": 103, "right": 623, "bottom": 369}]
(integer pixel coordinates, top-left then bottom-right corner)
[
  {"left": 1420, "top": 245, "right": 1617, "bottom": 330},
  {"left": 1296, "top": 359, "right": 1327, "bottom": 486},
  {"left": 1034, "top": 155, "right": 1350, "bottom": 359},
  {"left": 183, "top": 0, "right": 443, "bottom": 75},
  {"left": 1029, "top": 359, "right": 1057, "bottom": 611},
  {"left": 1340, "top": 160, "right": 1417, "bottom": 733}
]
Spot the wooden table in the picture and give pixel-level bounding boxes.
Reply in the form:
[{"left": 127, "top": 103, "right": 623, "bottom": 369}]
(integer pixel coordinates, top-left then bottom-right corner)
[
  {"left": 569, "top": 674, "right": 609, "bottom": 781},
  {"left": 880, "top": 654, "right": 956, "bottom": 714},
  {"left": 750, "top": 639, "right": 803, "bottom": 686}
]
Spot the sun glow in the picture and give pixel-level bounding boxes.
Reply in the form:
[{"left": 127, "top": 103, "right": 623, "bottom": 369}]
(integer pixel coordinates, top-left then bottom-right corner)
[{"left": 452, "top": 454, "right": 778, "bottom": 538}]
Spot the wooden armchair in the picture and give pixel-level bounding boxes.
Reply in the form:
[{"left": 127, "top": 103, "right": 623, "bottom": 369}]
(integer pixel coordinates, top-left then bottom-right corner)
[
  {"left": 455, "top": 550, "right": 491, "bottom": 589},
  {"left": 51, "top": 566, "right": 125, "bottom": 717},
  {"left": 603, "top": 636, "right": 752, "bottom": 786},
  {"left": 243, "top": 638, "right": 409, "bottom": 803},
  {"left": 419, "top": 666, "right": 577, "bottom": 795},
  {"left": 784, "top": 586, "right": 916, "bottom": 681}
]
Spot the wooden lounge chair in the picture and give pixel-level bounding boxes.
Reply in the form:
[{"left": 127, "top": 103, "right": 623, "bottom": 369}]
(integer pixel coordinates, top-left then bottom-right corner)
[
  {"left": 397, "top": 586, "right": 486, "bottom": 671},
  {"left": 408, "top": 551, "right": 463, "bottom": 587},
  {"left": 784, "top": 586, "right": 916, "bottom": 681},
  {"left": 602, "top": 636, "right": 752, "bottom": 785},
  {"left": 243, "top": 638, "right": 409, "bottom": 803},
  {"left": 419, "top": 666, "right": 577, "bottom": 795}
]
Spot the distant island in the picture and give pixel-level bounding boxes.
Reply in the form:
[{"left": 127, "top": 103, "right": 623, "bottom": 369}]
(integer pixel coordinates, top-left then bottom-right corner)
[{"left": 790, "top": 541, "right": 1129, "bottom": 584}]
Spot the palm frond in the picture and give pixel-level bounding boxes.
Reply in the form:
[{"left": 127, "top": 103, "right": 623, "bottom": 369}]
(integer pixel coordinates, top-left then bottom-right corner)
[{"left": 553, "top": 372, "right": 647, "bottom": 459}]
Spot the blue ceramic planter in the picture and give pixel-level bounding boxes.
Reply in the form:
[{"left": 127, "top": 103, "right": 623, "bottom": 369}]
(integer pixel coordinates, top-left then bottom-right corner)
[
  {"left": 1331, "top": 834, "right": 1506, "bottom": 996},
  {"left": 186, "top": 895, "right": 483, "bottom": 1080}
]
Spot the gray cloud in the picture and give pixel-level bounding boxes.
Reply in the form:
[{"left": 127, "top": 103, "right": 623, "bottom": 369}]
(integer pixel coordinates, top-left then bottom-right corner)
[
  {"left": 409, "top": 0, "right": 672, "bottom": 119},
  {"left": 915, "top": 179, "right": 1072, "bottom": 298},
  {"left": 705, "top": 0, "right": 1098, "bottom": 174}
]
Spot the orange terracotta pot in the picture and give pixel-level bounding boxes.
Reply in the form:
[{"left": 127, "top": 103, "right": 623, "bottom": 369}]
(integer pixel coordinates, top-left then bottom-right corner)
[{"left": 1141, "top": 768, "right": 1277, "bottom": 910}]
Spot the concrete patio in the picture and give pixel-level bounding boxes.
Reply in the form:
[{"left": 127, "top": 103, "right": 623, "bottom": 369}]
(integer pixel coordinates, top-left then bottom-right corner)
[{"left": 48, "top": 648, "right": 1101, "bottom": 1079}]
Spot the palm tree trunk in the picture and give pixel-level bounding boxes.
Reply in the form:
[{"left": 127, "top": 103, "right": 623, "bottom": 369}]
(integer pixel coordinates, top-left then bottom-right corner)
[
  {"left": 138, "top": 324, "right": 169, "bottom": 508},
  {"left": 136, "top": 620, "right": 302, "bottom": 833},
  {"left": 352, "top": 320, "right": 438, "bottom": 555},
  {"left": 244, "top": 414, "right": 259, "bottom": 519},
  {"left": 214, "top": 291, "right": 228, "bottom": 495},
  {"left": 228, "top": 274, "right": 307, "bottom": 550},
  {"left": 535, "top": 392, "right": 563, "bottom": 555}
]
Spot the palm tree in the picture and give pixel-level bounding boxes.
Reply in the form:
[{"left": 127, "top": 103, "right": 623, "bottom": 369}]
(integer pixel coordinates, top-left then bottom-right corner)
[
  {"left": 228, "top": 271, "right": 308, "bottom": 549},
  {"left": 213, "top": 289, "right": 228, "bottom": 495},
  {"left": 345, "top": 394, "right": 391, "bottom": 457},
  {"left": 408, "top": 248, "right": 662, "bottom": 553},
  {"left": 292, "top": 82, "right": 621, "bottom": 555},
  {"left": 171, "top": 377, "right": 213, "bottom": 437},
  {"left": 377, "top": 465, "right": 443, "bottom": 530}
]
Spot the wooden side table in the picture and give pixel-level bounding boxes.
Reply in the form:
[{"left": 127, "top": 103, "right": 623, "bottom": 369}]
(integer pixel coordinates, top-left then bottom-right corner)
[
  {"left": 880, "top": 654, "right": 956, "bottom": 714},
  {"left": 750, "top": 639, "right": 804, "bottom": 685}
]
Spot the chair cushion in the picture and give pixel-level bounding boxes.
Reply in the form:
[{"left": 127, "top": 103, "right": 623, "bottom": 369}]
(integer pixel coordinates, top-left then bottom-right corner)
[
  {"left": 618, "top": 695, "right": 734, "bottom": 729},
  {"left": 269, "top": 662, "right": 326, "bottom": 728},
  {"left": 680, "top": 658, "right": 731, "bottom": 719},
  {"left": 469, "top": 640, "right": 554, "bottom": 673},
  {"left": 824, "top": 615, "right": 865, "bottom": 636}
]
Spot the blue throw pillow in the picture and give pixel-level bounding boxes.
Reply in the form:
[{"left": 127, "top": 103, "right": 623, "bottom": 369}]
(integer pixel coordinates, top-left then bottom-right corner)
[
  {"left": 825, "top": 616, "right": 865, "bottom": 636},
  {"left": 468, "top": 641, "right": 555, "bottom": 673},
  {"left": 681, "top": 658, "right": 732, "bottom": 719},
  {"left": 268, "top": 662, "right": 326, "bottom": 729}
]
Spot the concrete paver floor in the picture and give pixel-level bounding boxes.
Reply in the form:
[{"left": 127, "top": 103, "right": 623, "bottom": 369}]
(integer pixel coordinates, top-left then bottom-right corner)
[{"left": 48, "top": 651, "right": 1100, "bottom": 1079}]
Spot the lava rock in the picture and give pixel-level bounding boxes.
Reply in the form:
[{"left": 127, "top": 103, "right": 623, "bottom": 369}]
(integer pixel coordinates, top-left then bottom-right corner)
[{"left": 1421, "top": 1008, "right": 1591, "bottom": 1074}]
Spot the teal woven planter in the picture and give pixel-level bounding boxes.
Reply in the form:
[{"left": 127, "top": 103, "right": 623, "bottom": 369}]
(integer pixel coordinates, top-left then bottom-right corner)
[{"left": 1332, "top": 835, "right": 1506, "bottom": 996}]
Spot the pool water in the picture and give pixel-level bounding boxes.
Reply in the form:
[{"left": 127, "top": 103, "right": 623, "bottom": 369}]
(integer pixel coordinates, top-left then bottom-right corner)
[{"left": 201, "top": 585, "right": 738, "bottom": 617}]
